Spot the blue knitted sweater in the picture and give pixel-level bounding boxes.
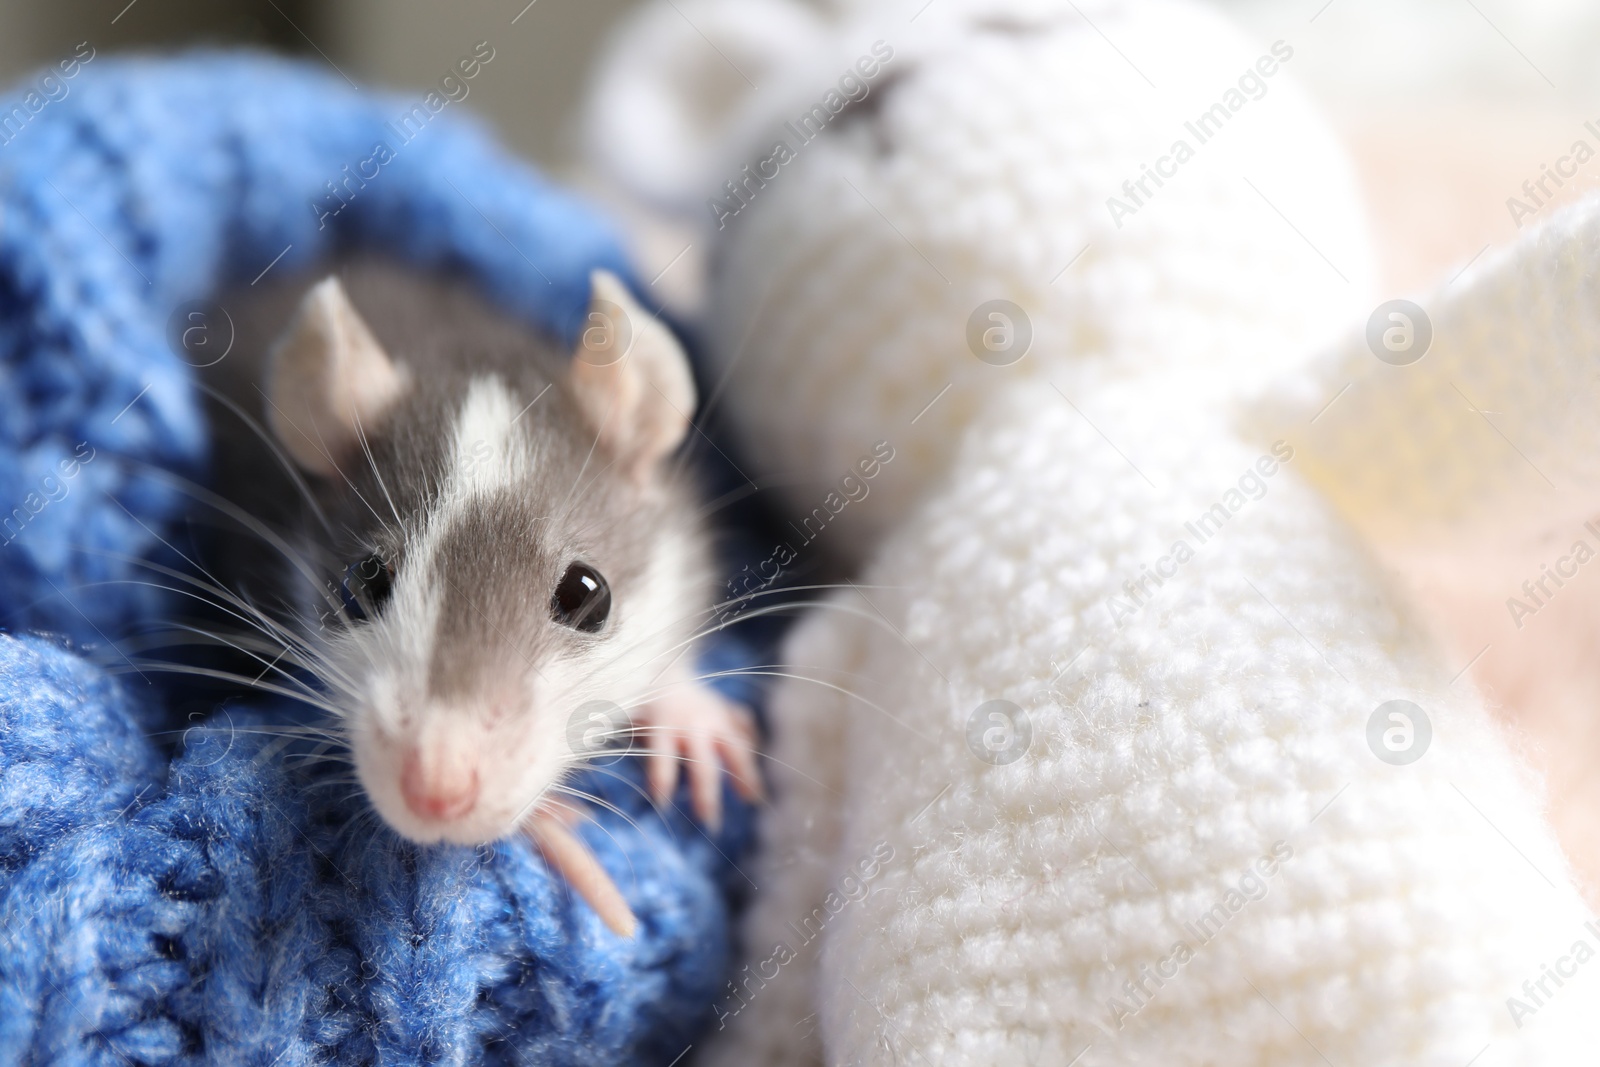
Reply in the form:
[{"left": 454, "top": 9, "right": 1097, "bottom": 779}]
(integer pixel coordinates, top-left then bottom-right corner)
[{"left": 0, "top": 52, "right": 759, "bottom": 1065}]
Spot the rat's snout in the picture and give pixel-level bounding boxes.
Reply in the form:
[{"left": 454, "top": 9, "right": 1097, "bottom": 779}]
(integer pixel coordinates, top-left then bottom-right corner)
[{"left": 399, "top": 746, "right": 481, "bottom": 821}]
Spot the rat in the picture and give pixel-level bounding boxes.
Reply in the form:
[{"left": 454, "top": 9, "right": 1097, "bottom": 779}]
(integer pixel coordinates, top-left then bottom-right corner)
[{"left": 194, "top": 259, "right": 762, "bottom": 936}]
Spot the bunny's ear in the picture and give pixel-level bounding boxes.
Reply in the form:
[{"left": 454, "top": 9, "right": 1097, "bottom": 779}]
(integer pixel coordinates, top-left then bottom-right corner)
[
  {"left": 581, "top": 0, "right": 827, "bottom": 212},
  {"left": 1251, "top": 197, "right": 1600, "bottom": 552}
]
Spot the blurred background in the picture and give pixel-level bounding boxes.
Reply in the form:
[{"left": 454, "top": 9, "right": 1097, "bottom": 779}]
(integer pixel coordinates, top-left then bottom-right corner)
[
  {"left": 0, "top": 0, "right": 632, "bottom": 168},
  {"left": 3, "top": 0, "right": 1599, "bottom": 296}
]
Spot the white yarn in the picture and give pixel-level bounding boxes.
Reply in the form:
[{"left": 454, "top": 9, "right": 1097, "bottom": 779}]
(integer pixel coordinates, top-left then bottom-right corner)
[
  {"left": 713, "top": 376, "right": 1599, "bottom": 1065},
  {"left": 579, "top": 0, "right": 1600, "bottom": 1062},
  {"left": 588, "top": 0, "right": 1375, "bottom": 549},
  {"left": 1261, "top": 202, "right": 1600, "bottom": 547}
]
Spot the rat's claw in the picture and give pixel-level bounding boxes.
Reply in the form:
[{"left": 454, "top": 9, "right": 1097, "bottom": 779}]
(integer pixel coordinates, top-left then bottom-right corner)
[
  {"left": 525, "top": 809, "right": 637, "bottom": 939},
  {"left": 644, "top": 731, "right": 678, "bottom": 810},
  {"left": 687, "top": 729, "right": 723, "bottom": 833},
  {"left": 717, "top": 709, "right": 765, "bottom": 803}
]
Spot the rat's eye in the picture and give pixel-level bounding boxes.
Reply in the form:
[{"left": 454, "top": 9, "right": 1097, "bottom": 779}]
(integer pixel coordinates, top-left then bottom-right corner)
[
  {"left": 551, "top": 562, "right": 611, "bottom": 634},
  {"left": 342, "top": 552, "right": 394, "bottom": 621}
]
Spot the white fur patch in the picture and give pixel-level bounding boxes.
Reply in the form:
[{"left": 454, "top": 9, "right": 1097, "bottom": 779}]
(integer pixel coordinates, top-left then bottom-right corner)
[{"left": 448, "top": 375, "right": 529, "bottom": 499}]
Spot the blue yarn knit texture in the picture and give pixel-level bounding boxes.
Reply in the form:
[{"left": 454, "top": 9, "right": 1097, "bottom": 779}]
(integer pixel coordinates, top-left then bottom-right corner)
[{"left": 0, "top": 53, "right": 758, "bottom": 1065}]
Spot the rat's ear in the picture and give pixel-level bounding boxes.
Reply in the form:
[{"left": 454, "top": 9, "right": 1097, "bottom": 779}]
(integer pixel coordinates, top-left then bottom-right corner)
[
  {"left": 581, "top": 0, "right": 826, "bottom": 211},
  {"left": 266, "top": 277, "right": 411, "bottom": 477},
  {"left": 567, "top": 270, "right": 696, "bottom": 482}
]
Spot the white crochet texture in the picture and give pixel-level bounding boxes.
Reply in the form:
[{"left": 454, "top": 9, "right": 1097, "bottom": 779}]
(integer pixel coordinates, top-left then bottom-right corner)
[
  {"left": 1262, "top": 203, "right": 1600, "bottom": 549},
  {"left": 717, "top": 376, "right": 1597, "bottom": 1065},
  {"left": 581, "top": 0, "right": 1600, "bottom": 1062},
  {"left": 588, "top": 0, "right": 1374, "bottom": 552}
]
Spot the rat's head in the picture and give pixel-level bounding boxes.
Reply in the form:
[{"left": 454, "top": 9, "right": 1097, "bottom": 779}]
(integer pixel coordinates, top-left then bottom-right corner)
[{"left": 263, "top": 268, "right": 707, "bottom": 844}]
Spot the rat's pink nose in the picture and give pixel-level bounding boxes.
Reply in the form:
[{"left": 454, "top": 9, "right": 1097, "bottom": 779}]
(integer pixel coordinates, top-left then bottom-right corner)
[{"left": 399, "top": 749, "right": 480, "bottom": 821}]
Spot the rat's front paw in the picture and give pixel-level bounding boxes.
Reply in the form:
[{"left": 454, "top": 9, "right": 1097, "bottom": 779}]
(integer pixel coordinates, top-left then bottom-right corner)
[{"left": 634, "top": 682, "right": 762, "bottom": 832}]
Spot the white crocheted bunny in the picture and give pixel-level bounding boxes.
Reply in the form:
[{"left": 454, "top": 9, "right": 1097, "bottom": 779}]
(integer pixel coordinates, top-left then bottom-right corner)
[{"left": 585, "top": 0, "right": 1600, "bottom": 1063}]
